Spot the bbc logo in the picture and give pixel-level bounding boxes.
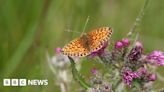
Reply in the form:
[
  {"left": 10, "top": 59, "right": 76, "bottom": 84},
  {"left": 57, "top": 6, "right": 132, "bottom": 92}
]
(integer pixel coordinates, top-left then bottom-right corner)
[{"left": 3, "top": 79, "right": 26, "bottom": 86}]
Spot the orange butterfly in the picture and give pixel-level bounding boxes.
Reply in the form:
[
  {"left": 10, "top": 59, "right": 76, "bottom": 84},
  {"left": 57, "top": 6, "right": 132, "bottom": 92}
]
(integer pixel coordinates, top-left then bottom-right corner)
[{"left": 62, "top": 27, "right": 112, "bottom": 57}]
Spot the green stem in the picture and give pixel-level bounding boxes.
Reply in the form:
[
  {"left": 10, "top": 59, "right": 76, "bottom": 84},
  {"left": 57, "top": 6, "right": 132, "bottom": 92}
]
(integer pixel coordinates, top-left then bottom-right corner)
[
  {"left": 127, "top": 0, "right": 150, "bottom": 38},
  {"left": 113, "top": 78, "right": 122, "bottom": 92},
  {"left": 68, "top": 56, "right": 91, "bottom": 89}
]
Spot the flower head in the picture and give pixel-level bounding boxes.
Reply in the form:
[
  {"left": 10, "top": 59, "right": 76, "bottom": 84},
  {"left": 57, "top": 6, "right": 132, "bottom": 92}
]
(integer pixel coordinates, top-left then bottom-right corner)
[
  {"left": 148, "top": 73, "right": 157, "bottom": 81},
  {"left": 114, "top": 38, "right": 130, "bottom": 50},
  {"left": 89, "top": 41, "right": 108, "bottom": 58},
  {"left": 146, "top": 51, "right": 164, "bottom": 66},
  {"left": 135, "top": 41, "right": 143, "bottom": 48},
  {"left": 122, "top": 70, "right": 133, "bottom": 87},
  {"left": 122, "top": 68, "right": 141, "bottom": 87},
  {"left": 55, "top": 47, "right": 62, "bottom": 54},
  {"left": 91, "top": 68, "right": 97, "bottom": 75},
  {"left": 115, "top": 41, "right": 123, "bottom": 49},
  {"left": 122, "top": 38, "right": 130, "bottom": 47},
  {"left": 138, "top": 67, "right": 147, "bottom": 75},
  {"left": 128, "top": 41, "right": 143, "bottom": 61}
]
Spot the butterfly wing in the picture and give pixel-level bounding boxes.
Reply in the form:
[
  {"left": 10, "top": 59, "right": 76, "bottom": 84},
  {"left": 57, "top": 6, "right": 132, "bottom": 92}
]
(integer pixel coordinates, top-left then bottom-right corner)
[
  {"left": 87, "top": 27, "right": 112, "bottom": 52},
  {"left": 62, "top": 38, "right": 90, "bottom": 57}
]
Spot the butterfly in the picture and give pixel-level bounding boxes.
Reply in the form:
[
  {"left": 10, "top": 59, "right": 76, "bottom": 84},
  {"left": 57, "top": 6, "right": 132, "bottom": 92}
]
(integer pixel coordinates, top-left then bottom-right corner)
[{"left": 62, "top": 27, "right": 112, "bottom": 57}]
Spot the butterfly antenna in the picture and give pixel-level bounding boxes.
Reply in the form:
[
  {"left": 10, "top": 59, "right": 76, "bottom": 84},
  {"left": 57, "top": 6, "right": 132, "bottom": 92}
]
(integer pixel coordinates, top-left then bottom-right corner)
[
  {"left": 82, "top": 16, "right": 90, "bottom": 35},
  {"left": 65, "top": 29, "right": 81, "bottom": 34}
]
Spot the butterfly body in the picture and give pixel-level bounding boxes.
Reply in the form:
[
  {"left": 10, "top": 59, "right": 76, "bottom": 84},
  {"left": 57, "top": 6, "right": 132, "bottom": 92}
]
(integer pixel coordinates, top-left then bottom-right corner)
[
  {"left": 80, "top": 33, "right": 91, "bottom": 51},
  {"left": 62, "top": 27, "right": 112, "bottom": 57}
]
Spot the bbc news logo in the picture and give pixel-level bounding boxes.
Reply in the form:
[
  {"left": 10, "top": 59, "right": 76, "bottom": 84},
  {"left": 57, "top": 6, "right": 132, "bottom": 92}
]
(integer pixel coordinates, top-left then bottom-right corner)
[{"left": 3, "top": 79, "right": 48, "bottom": 86}]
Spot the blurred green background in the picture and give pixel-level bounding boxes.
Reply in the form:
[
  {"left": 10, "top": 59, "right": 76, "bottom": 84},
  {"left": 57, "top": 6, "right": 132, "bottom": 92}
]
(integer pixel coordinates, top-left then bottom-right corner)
[{"left": 0, "top": 0, "right": 164, "bottom": 91}]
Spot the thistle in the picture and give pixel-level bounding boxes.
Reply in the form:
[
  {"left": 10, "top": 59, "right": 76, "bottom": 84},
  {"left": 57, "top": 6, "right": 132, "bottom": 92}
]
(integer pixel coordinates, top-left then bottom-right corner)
[{"left": 52, "top": 0, "right": 164, "bottom": 91}]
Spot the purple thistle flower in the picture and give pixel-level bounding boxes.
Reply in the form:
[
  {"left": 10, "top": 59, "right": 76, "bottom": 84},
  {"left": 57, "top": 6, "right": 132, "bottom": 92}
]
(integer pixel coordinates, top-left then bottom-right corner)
[
  {"left": 122, "top": 68, "right": 141, "bottom": 87},
  {"left": 123, "top": 74, "right": 133, "bottom": 87},
  {"left": 135, "top": 41, "right": 143, "bottom": 48},
  {"left": 146, "top": 51, "right": 164, "bottom": 66},
  {"left": 131, "top": 72, "right": 141, "bottom": 78},
  {"left": 148, "top": 73, "right": 157, "bottom": 81},
  {"left": 96, "top": 41, "right": 109, "bottom": 55},
  {"left": 89, "top": 41, "right": 108, "bottom": 58},
  {"left": 137, "top": 67, "right": 157, "bottom": 82},
  {"left": 115, "top": 41, "right": 123, "bottom": 49},
  {"left": 114, "top": 38, "right": 129, "bottom": 50},
  {"left": 55, "top": 47, "right": 62, "bottom": 54},
  {"left": 122, "top": 38, "right": 130, "bottom": 47},
  {"left": 128, "top": 41, "right": 143, "bottom": 61},
  {"left": 91, "top": 68, "right": 97, "bottom": 75},
  {"left": 138, "top": 67, "right": 147, "bottom": 75},
  {"left": 89, "top": 41, "right": 113, "bottom": 65}
]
